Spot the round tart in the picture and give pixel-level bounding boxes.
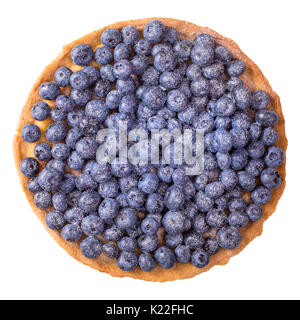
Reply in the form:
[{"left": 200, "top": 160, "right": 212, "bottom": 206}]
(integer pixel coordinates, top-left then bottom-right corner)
[{"left": 13, "top": 18, "right": 287, "bottom": 281}]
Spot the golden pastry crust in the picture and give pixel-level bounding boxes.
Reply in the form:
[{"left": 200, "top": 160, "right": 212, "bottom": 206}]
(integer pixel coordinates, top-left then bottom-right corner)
[{"left": 13, "top": 18, "right": 287, "bottom": 282}]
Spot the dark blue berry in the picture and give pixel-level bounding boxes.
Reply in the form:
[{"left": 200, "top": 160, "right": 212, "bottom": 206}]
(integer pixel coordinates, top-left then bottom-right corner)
[
  {"left": 143, "top": 20, "right": 165, "bottom": 42},
  {"left": 95, "top": 46, "right": 113, "bottom": 65},
  {"left": 191, "top": 44, "right": 214, "bottom": 67},
  {"left": 101, "top": 28, "right": 121, "bottom": 48},
  {"left": 39, "top": 82, "right": 61, "bottom": 100},
  {"left": 194, "top": 33, "right": 214, "bottom": 47},
  {"left": 52, "top": 192, "right": 67, "bottom": 211},
  {"left": 251, "top": 186, "right": 272, "bottom": 205},
  {"left": 217, "top": 226, "right": 241, "bottom": 249},
  {"left": 264, "top": 146, "right": 284, "bottom": 168},
  {"left": 194, "top": 191, "right": 214, "bottom": 212},
  {"left": 80, "top": 236, "right": 103, "bottom": 259},
  {"left": 33, "top": 142, "right": 51, "bottom": 161},
  {"left": 252, "top": 90, "right": 270, "bottom": 110},
  {"left": 67, "top": 151, "right": 84, "bottom": 170},
  {"left": 260, "top": 168, "right": 281, "bottom": 189},
  {"left": 154, "top": 246, "right": 176, "bottom": 269},
  {"left": 98, "top": 179, "right": 119, "bottom": 198},
  {"left": 34, "top": 191, "right": 52, "bottom": 209},
  {"left": 54, "top": 67, "right": 72, "bottom": 87},
  {"left": 227, "top": 60, "right": 245, "bottom": 77},
  {"left": 21, "top": 124, "right": 41, "bottom": 143},
  {"left": 215, "top": 46, "right": 232, "bottom": 64},
  {"left": 233, "top": 85, "right": 252, "bottom": 110},
  {"left": 118, "top": 236, "right": 137, "bottom": 251},
  {"left": 191, "top": 249, "right": 209, "bottom": 268},
  {"left": 103, "top": 243, "right": 119, "bottom": 258},
  {"left": 71, "top": 44, "right": 93, "bottom": 66},
  {"left": 46, "top": 210, "right": 65, "bottom": 230},
  {"left": 121, "top": 25, "right": 139, "bottom": 44},
  {"left": 255, "top": 110, "right": 278, "bottom": 127},
  {"left": 78, "top": 190, "right": 101, "bottom": 213},
  {"left": 38, "top": 167, "right": 63, "bottom": 191},
  {"left": 70, "top": 70, "right": 89, "bottom": 90},
  {"left": 65, "top": 207, "right": 85, "bottom": 224},
  {"left": 31, "top": 102, "right": 50, "bottom": 121},
  {"left": 70, "top": 89, "right": 91, "bottom": 106},
  {"left": 134, "top": 38, "right": 152, "bottom": 55},
  {"left": 113, "top": 59, "right": 133, "bottom": 80},
  {"left": 139, "top": 253, "right": 156, "bottom": 271},
  {"left": 246, "top": 204, "right": 263, "bottom": 222},
  {"left": 61, "top": 224, "right": 82, "bottom": 242},
  {"left": 94, "top": 79, "right": 112, "bottom": 98},
  {"left": 82, "top": 66, "right": 100, "bottom": 85},
  {"left": 45, "top": 122, "right": 67, "bottom": 142},
  {"left": 117, "top": 251, "right": 138, "bottom": 271},
  {"left": 138, "top": 234, "right": 159, "bottom": 252},
  {"left": 228, "top": 211, "right": 249, "bottom": 228}
]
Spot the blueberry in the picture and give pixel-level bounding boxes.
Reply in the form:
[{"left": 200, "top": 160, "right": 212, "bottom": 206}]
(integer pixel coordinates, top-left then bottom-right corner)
[
  {"left": 80, "top": 236, "right": 102, "bottom": 259},
  {"left": 75, "top": 137, "right": 98, "bottom": 159},
  {"left": 170, "top": 168, "right": 185, "bottom": 185},
  {"left": 191, "top": 213, "right": 208, "bottom": 233},
  {"left": 216, "top": 152, "right": 231, "bottom": 170},
  {"left": 206, "top": 208, "right": 228, "bottom": 228},
  {"left": 178, "top": 106, "right": 198, "bottom": 125},
  {"left": 70, "top": 88, "right": 91, "bottom": 107},
  {"left": 166, "top": 89, "right": 188, "bottom": 112},
  {"left": 251, "top": 186, "right": 272, "bottom": 205},
  {"left": 227, "top": 60, "right": 245, "bottom": 77},
  {"left": 81, "top": 215, "right": 104, "bottom": 236},
  {"left": 215, "top": 46, "right": 232, "bottom": 64},
  {"left": 101, "top": 28, "right": 121, "bottom": 48},
  {"left": 194, "top": 173, "right": 209, "bottom": 191},
  {"left": 103, "top": 224, "right": 123, "bottom": 241},
  {"left": 247, "top": 141, "right": 265, "bottom": 159},
  {"left": 264, "top": 146, "right": 284, "bottom": 168},
  {"left": 119, "top": 94, "right": 137, "bottom": 114},
  {"left": 219, "top": 169, "right": 236, "bottom": 191},
  {"left": 190, "top": 78, "right": 210, "bottom": 97},
  {"left": 78, "top": 190, "right": 101, "bottom": 213},
  {"left": 194, "top": 191, "right": 214, "bottom": 212},
  {"left": 145, "top": 193, "right": 164, "bottom": 214},
  {"left": 233, "top": 85, "right": 252, "bottom": 110},
  {"left": 67, "top": 151, "right": 84, "bottom": 170},
  {"left": 33, "top": 142, "right": 51, "bottom": 161},
  {"left": 205, "top": 182, "right": 225, "bottom": 199},
  {"left": 67, "top": 190, "right": 82, "bottom": 207},
  {"left": 110, "top": 158, "right": 132, "bottom": 178},
  {"left": 46, "top": 159, "right": 66, "bottom": 173},
  {"left": 191, "top": 249, "right": 209, "bottom": 268},
  {"left": 50, "top": 143, "right": 69, "bottom": 161},
  {"left": 82, "top": 66, "right": 100, "bottom": 86},
  {"left": 217, "top": 226, "right": 241, "bottom": 249},
  {"left": 85, "top": 101, "right": 108, "bottom": 123},
  {"left": 98, "top": 179, "right": 119, "bottom": 198},
  {"left": 106, "top": 90, "right": 121, "bottom": 110},
  {"left": 61, "top": 224, "right": 82, "bottom": 242},
  {"left": 142, "top": 86, "right": 166, "bottom": 110},
  {"left": 167, "top": 118, "right": 182, "bottom": 131},
  {"left": 231, "top": 148, "right": 248, "bottom": 170},
  {"left": 229, "top": 210, "right": 249, "bottom": 229},
  {"left": 226, "top": 77, "right": 243, "bottom": 91},
  {"left": 21, "top": 124, "right": 41, "bottom": 143},
  {"left": 193, "top": 112, "right": 215, "bottom": 134},
  {"left": 71, "top": 44, "right": 93, "bottom": 66},
  {"left": 126, "top": 187, "right": 145, "bottom": 208},
  {"left": 246, "top": 204, "right": 263, "bottom": 222},
  {"left": 163, "top": 26, "right": 179, "bottom": 44},
  {"left": 215, "top": 96, "right": 236, "bottom": 117},
  {"left": 118, "top": 236, "right": 137, "bottom": 252},
  {"left": 67, "top": 108, "right": 84, "bottom": 128},
  {"left": 45, "top": 122, "right": 67, "bottom": 142},
  {"left": 143, "top": 20, "right": 165, "bottom": 42},
  {"left": 27, "top": 177, "right": 42, "bottom": 193},
  {"left": 70, "top": 70, "right": 89, "bottom": 90},
  {"left": 173, "top": 40, "right": 193, "bottom": 61},
  {"left": 103, "top": 243, "right": 119, "bottom": 258},
  {"left": 194, "top": 33, "right": 214, "bottom": 47},
  {"left": 113, "top": 59, "right": 133, "bottom": 80},
  {"left": 134, "top": 38, "right": 152, "bottom": 55},
  {"left": 191, "top": 96, "right": 208, "bottom": 110},
  {"left": 38, "top": 168, "right": 63, "bottom": 191},
  {"left": 52, "top": 192, "right": 67, "bottom": 211},
  {"left": 95, "top": 45, "right": 113, "bottom": 65},
  {"left": 165, "top": 233, "right": 183, "bottom": 248},
  {"left": 164, "top": 186, "right": 185, "bottom": 210},
  {"left": 249, "top": 122, "right": 263, "bottom": 141},
  {"left": 245, "top": 159, "right": 265, "bottom": 177},
  {"left": 251, "top": 89, "right": 270, "bottom": 110},
  {"left": 228, "top": 198, "right": 246, "bottom": 212},
  {"left": 39, "top": 82, "right": 61, "bottom": 100},
  {"left": 151, "top": 43, "right": 172, "bottom": 57},
  {"left": 159, "top": 71, "right": 181, "bottom": 90},
  {"left": 191, "top": 44, "right": 214, "bottom": 67},
  {"left": 138, "top": 234, "right": 159, "bottom": 252},
  {"left": 138, "top": 173, "right": 159, "bottom": 194},
  {"left": 204, "top": 238, "right": 219, "bottom": 256},
  {"left": 116, "top": 78, "right": 136, "bottom": 95},
  {"left": 114, "top": 43, "right": 132, "bottom": 62},
  {"left": 98, "top": 198, "right": 118, "bottom": 221},
  {"left": 65, "top": 207, "right": 85, "bottom": 224},
  {"left": 147, "top": 115, "right": 166, "bottom": 130},
  {"left": 75, "top": 173, "right": 97, "bottom": 191},
  {"left": 261, "top": 127, "right": 278, "bottom": 146},
  {"left": 131, "top": 55, "right": 149, "bottom": 75},
  {"left": 184, "top": 231, "right": 204, "bottom": 249},
  {"left": 162, "top": 210, "right": 187, "bottom": 235},
  {"left": 238, "top": 171, "right": 256, "bottom": 191},
  {"left": 173, "top": 245, "right": 190, "bottom": 263},
  {"left": 232, "top": 111, "right": 251, "bottom": 130},
  {"left": 140, "top": 217, "right": 159, "bottom": 236},
  {"left": 90, "top": 162, "right": 111, "bottom": 183},
  {"left": 31, "top": 102, "right": 50, "bottom": 121},
  {"left": 154, "top": 246, "right": 176, "bottom": 269},
  {"left": 260, "top": 168, "right": 281, "bottom": 189},
  {"left": 215, "top": 195, "right": 229, "bottom": 209},
  {"left": 208, "top": 79, "right": 226, "bottom": 99},
  {"left": 46, "top": 210, "right": 65, "bottom": 230},
  {"left": 115, "top": 207, "right": 137, "bottom": 230},
  {"left": 50, "top": 108, "right": 66, "bottom": 121},
  {"left": 99, "top": 64, "right": 115, "bottom": 82},
  {"left": 116, "top": 193, "right": 129, "bottom": 208},
  {"left": 203, "top": 62, "right": 224, "bottom": 80},
  {"left": 94, "top": 79, "right": 111, "bottom": 98},
  {"left": 117, "top": 251, "right": 138, "bottom": 271},
  {"left": 255, "top": 110, "right": 279, "bottom": 127},
  {"left": 211, "top": 129, "right": 233, "bottom": 153},
  {"left": 56, "top": 95, "right": 74, "bottom": 113},
  {"left": 34, "top": 191, "right": 52, "bottom": 209},
  {"left": 153, "top": 50, "right": 177, "bottom": 72},
  {"left": 139, "top": 253, "right": 156, "bottom": 271},
  {"left": 54, "top": 67, "right": 72, "bottom": 87},
  {"left": 185, "top": 64, "right": 202, "bottom": 81},
  {"left": 121, "top": 25, "right": 139, "bottom": 44}
]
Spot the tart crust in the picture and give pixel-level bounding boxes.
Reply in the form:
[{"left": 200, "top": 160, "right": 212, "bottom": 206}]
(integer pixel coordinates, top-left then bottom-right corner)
[{"left": 13, "top": 18, "right": 287, "bottom": 282}]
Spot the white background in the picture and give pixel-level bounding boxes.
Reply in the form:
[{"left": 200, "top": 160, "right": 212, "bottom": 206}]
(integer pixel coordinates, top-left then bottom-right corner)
[{"left": 1, "top": 0, "right": 299, "bottom": 300}]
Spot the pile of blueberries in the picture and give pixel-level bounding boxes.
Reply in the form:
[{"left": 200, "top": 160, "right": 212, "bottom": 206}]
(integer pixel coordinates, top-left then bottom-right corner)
[{"left": 20, "top": 20, "right": 284, "bottom": 272}]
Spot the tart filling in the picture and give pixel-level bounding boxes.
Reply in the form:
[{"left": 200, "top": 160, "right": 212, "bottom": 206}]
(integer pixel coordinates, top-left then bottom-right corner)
[{"left": 13, "top": 18, "right": 287, "bottom": 281}]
